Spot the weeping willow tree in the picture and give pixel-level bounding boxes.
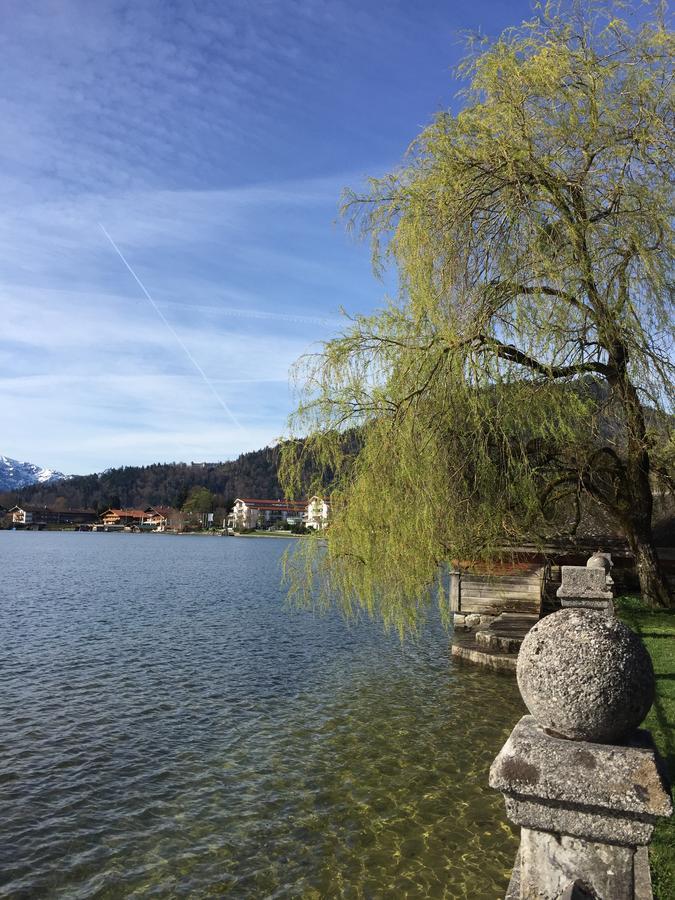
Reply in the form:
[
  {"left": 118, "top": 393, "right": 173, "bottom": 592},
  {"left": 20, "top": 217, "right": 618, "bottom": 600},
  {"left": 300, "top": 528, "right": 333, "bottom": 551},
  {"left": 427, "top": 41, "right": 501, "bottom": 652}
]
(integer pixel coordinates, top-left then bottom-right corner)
[{"left": 282, "top": 0, "right": 674, "bottom": 627}]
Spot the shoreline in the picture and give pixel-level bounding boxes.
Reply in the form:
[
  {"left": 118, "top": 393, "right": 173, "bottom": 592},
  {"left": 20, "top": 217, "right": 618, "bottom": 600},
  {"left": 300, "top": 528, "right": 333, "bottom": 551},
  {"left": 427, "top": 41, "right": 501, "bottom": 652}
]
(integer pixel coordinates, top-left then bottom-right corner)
[{"left": 1, "top": 527, "right": 302, "bottom": 538}]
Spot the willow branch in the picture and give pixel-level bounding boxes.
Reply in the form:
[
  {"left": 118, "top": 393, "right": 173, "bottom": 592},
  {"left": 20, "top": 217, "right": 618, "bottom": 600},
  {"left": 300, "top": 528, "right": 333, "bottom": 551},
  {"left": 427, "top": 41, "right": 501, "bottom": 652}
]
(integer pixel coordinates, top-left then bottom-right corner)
[{"left": 478, "top": 335, "right": 612, "bottom": 379}]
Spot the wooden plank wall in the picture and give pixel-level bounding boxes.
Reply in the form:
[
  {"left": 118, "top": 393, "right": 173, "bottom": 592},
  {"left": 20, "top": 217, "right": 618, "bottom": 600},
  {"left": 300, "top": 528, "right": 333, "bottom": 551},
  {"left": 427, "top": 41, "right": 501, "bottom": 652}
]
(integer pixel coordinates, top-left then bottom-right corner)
[
  {"left": 458, "top": 572, "right": 543, "bottom": 617},
  {"left": 453, "top": 544, "right": 673, "bottom": 615}
]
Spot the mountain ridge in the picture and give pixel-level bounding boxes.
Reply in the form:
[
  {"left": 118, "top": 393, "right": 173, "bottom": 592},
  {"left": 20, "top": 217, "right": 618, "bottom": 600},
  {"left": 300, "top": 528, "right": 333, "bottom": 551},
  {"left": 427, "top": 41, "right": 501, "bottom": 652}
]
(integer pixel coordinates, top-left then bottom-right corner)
[{"left": 0, "top": 455, "right": 67, "bottom": 492}]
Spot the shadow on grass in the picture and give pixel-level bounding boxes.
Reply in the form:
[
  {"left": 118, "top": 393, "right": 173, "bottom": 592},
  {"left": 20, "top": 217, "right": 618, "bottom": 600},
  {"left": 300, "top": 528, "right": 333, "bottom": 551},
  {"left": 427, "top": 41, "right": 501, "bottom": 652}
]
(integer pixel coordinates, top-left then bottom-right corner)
[
  {"left": 616, "top": 597, "right": 675, "bottom": 900},
  {"left": 624, "top": 615, "right": 675, "bottom": 774}
]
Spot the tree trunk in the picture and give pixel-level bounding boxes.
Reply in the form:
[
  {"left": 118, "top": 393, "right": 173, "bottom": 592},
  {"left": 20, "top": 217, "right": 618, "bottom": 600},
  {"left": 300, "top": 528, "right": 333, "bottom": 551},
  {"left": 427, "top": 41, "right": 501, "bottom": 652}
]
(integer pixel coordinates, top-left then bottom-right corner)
[
  {"left": 629, "top": 529, "right": 672, "bottom": 609},
  {"left": 603, "top": 344, "right": 672, "bottom": 608}
]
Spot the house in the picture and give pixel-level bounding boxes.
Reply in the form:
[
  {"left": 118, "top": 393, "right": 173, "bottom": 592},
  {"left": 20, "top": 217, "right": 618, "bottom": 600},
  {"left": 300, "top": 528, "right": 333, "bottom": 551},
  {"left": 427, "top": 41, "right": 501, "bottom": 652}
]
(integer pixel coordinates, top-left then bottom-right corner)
[
  {"left": 12, "top": 505, "right": 38, "bottom": 526},
  {"left": 99, "top": 508, "right": 147, "bottom": 528},
  {"left": 228, "top": 498, "right": 308, "bottom": 530},
  {"left": 143, "top": 506, "right": 180, "bottom": 531},
  {"left": 9, "top": 505, "right": 34, "bottom": 525},
  {"left": 306, "top": 496, "right": 330, "bottom": 530},
  {"left": 97, "top": 507, "right": 181, "bottom": 531},
  {"left": 8, "top": 506, "right": 98, "bottom": 527}
]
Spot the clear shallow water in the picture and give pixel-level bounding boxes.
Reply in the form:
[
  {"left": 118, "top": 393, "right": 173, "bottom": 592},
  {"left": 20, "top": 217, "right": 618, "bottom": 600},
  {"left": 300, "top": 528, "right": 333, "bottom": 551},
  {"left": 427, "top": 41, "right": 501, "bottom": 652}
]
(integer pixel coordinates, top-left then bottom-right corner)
[{"left": 0, "top": 532, "right": 524, "bottom": 899}]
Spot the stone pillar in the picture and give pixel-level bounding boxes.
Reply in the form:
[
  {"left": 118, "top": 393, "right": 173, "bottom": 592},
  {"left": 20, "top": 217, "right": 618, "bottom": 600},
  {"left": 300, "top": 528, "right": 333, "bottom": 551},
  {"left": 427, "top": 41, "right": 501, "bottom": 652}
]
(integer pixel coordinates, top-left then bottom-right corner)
[
  {"left": 489, "top": 609, "right": 672, "bottom": 899},
  {"left": 556, "top": 553, "right": 615, "bottom": 615}
]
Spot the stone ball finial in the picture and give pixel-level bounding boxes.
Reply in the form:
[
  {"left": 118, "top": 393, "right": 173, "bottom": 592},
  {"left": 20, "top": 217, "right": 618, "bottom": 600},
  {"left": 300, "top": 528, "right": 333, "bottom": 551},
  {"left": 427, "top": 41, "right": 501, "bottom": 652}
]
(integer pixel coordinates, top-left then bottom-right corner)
[
  {"left": 587, "top": 551, "right": 612, "bottom": 572},
  {"left": 517, "top": 609, "right": 654, "bottom": 743}
]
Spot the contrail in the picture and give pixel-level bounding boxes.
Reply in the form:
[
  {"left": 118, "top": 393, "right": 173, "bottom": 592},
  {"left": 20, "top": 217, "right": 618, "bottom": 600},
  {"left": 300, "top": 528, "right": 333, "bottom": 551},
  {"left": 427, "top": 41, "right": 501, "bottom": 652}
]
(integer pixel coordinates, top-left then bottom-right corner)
[
  {"left": 163, "top": 301, "right": 342, "bottom": 328},
  {"left": 98, "top": 223, "right": 244, "bottom": 432}
]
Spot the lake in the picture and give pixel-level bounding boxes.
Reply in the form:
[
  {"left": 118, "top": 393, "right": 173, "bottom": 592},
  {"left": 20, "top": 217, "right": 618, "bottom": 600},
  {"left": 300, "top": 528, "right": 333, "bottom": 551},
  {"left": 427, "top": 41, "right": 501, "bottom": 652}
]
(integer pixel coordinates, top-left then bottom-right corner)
[{"left": 0, "top": 532, "right": 524, "bottom": 898}]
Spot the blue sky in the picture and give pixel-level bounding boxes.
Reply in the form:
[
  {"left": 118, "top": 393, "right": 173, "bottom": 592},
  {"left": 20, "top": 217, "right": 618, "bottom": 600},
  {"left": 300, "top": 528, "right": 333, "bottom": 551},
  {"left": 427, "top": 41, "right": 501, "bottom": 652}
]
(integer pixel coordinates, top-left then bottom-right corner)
[{"left": 1, "top": 0, "right": 533, "bottom": 474}]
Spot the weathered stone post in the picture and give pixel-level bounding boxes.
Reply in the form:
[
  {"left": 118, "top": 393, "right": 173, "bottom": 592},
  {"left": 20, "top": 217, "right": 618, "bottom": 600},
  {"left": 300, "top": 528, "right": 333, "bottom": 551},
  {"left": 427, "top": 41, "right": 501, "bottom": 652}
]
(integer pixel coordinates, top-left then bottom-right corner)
[
  {"left": 557, "top": 552, "right": 615, "bottom": 615},
  {"left": 489, "top": 594, "right": 672, "bottom": 898}
]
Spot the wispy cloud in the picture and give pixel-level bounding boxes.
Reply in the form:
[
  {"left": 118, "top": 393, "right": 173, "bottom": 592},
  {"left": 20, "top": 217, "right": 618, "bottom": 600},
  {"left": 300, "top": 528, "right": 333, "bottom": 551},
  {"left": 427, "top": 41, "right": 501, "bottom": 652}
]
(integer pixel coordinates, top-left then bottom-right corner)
[
  {"left": 0, "top": 0, "right": 425, "bottom": 201},
  {"left": 0, "top": 0, "right": 532, "bottom": 473},
  {"left": 0, "top": 177, "right": 374, "bottom": 472}
]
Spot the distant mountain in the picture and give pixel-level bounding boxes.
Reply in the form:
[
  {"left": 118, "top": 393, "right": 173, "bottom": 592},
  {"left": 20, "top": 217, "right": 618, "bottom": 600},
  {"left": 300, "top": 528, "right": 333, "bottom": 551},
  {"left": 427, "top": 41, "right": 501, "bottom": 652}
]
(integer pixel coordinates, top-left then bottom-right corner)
[{"left": 0, "top": 455, "right": 66, "bottom": 492}]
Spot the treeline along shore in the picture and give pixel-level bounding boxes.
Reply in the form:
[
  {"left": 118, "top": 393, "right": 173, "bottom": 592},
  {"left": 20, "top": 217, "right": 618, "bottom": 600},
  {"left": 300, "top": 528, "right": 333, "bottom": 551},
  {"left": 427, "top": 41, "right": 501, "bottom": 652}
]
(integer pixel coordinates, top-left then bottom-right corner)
[{"left": 0, "top": 446, "right": 283, "bottom": 514}]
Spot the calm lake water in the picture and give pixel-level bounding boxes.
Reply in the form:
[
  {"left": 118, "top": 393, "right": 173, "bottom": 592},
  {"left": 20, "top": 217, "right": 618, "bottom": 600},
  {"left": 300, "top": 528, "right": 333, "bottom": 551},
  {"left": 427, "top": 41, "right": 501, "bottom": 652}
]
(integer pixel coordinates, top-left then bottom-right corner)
[{"left": 0, "top": 532, "right": 524, "bottom": 899}]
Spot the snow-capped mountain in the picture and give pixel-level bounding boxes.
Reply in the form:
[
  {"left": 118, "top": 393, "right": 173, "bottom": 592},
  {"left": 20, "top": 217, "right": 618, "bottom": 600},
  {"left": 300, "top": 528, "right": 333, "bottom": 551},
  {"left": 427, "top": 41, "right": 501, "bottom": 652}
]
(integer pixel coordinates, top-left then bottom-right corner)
[{"left": 0, "top": 455, "right": 66, "bottom": 491}]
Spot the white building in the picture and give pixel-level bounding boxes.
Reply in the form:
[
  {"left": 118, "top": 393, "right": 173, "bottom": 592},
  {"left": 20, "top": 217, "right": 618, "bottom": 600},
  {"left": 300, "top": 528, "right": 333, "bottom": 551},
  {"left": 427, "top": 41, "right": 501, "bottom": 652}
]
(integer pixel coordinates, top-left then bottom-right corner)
[
  {"left": 306, "top": 496, "right": 330, "bottom": 530},
  {"left": 228, "top": 498, "right": 308, "bottom": 531},
  {"left": 10, "top": 505, "right": 34, "bottom": 524}
]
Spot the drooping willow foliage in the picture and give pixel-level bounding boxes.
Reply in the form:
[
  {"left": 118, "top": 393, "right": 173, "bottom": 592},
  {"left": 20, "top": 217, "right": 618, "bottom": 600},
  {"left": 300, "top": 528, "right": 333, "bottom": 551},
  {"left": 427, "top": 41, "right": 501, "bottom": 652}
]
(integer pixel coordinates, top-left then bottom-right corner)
[{"left": 282, "top": 0, "right": 675, "bottom": 629}]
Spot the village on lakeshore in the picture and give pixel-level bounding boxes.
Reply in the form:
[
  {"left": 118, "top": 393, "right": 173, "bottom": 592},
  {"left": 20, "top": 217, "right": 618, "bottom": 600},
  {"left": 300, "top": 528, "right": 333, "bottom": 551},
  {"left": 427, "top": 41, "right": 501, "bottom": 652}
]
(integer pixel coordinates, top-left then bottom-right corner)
[{"left": 0, "top": 496, "right": 330, "bottom": 535}]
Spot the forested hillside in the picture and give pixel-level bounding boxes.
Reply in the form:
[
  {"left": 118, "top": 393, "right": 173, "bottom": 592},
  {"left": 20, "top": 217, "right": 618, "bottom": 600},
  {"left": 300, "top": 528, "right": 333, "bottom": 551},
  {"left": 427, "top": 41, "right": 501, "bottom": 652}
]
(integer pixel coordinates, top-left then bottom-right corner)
[{"left": 0, "top": 446, "right": 282, "bottom": 513}]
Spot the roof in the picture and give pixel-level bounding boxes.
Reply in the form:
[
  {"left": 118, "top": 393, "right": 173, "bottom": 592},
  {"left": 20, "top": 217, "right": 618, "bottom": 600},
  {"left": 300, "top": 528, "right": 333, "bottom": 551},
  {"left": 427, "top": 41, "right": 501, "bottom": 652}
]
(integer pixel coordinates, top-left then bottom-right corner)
[
  {"left": 236, "top": 498, "right": 307, "bottom": 510},
  {"left": 101, "top": 508, "right": 146, "bottom": 519},
  {"left": 10, "top": 505, "right": 96, "bottom": 514},
  {"left": 144, "top": 506, "right": 178, "bottom": 517}
]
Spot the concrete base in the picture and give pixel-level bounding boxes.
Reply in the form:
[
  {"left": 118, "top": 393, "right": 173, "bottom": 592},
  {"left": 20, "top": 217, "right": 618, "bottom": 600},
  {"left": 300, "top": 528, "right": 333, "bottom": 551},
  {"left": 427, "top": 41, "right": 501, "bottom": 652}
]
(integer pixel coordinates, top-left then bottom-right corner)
[
  {"left": 451, "top": 638, "right": 517, "bottom": 672},
  {"left": 490, "top": 717, "right": 672, "bottom": 899},
  {"left": 505, "top": 849, "right": 521, "bottom": 900},
  {"left": 476, "top": 629, "right": 523, "bottom": 654},
  {"left": 560, "top": 597, "right": 614, "bottom": 615},
  {"left": 451, "top": 614, "right": 537, "bottom": 672},
  {"left": 505, "top": 842, "right": 654, "bottom": 899},
  {"left": 634, "top": 847, "right": 654, "bottom": 899},
  {"left": 520, "top": 827, "right": 635, "bottom": 899}
]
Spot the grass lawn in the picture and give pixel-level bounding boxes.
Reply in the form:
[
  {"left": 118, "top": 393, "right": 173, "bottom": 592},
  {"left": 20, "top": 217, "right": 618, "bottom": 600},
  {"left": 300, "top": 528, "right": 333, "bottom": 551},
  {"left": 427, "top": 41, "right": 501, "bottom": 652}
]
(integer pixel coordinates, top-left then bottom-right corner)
[{"left": 616, "top": 595, "right": 675, "bottom": 900}]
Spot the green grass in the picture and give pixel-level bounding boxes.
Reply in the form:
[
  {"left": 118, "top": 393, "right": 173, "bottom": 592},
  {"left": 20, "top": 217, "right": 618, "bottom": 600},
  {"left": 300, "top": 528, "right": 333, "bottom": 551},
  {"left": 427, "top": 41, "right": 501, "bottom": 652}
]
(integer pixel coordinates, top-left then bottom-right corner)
[{"left": 616, "top": 595, "right": 675, "bottom": 900}]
